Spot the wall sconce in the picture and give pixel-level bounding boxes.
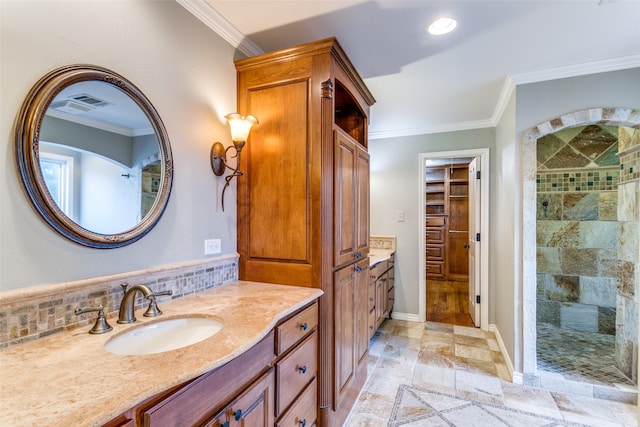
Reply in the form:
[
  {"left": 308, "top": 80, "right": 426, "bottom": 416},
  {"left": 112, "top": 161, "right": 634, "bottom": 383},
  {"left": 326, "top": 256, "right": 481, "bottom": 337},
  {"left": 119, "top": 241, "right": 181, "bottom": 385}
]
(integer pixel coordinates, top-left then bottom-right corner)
[{"left": 210, "top": 113, "right": 258, "bottom": 211}]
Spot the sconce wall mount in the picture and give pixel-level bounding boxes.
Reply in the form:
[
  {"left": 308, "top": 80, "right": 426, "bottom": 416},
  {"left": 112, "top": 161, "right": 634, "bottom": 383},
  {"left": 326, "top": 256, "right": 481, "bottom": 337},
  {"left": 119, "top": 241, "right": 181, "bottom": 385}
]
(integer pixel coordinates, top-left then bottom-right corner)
[{"left": 210, "top": 113, "right": 258, "bottom": 211}]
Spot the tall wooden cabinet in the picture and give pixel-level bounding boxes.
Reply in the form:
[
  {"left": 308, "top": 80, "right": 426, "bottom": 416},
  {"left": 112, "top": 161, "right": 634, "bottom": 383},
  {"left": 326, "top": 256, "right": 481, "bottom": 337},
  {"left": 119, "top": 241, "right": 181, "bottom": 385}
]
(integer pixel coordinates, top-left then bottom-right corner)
[
  {"left": 234, "top": 37, "right": 375, "bottom": 427},
  {"left": 425, "top": 165, "right": 469, "bottom": 281}
]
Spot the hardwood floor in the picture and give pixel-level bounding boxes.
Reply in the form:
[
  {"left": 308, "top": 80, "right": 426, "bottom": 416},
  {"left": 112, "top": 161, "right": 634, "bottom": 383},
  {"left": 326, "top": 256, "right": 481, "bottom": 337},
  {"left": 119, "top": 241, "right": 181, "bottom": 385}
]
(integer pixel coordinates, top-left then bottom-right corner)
[{"left": 426, "top": 279, "right": 475, "bottom": 327}]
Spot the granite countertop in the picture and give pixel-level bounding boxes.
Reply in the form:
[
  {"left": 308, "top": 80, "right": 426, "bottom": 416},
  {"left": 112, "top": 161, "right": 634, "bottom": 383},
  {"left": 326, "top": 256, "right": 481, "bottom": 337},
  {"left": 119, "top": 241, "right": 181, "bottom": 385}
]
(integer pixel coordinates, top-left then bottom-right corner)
[
  {"left": 368, "top": 249, "right": 394, "bottom": 267},
  {"left": 0, "top": 281, "right": 322, "bottom": 426}
]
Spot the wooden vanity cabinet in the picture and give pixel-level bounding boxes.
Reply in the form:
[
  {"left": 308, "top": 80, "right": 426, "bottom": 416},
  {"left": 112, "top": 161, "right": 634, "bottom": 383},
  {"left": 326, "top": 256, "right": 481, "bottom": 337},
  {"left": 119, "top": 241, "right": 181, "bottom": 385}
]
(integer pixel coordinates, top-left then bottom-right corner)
[
  {"left": 234, "top": 37, "right": 375, "bottom": 427},
  {"left": 386, "top": 253, "right": 395, "bottom": 319},
  {"left": 369, "top": 255, "right": 395, "bottom": 335},
  {"left": 103, "top": 302, "right": 318, "bottom": 427}
]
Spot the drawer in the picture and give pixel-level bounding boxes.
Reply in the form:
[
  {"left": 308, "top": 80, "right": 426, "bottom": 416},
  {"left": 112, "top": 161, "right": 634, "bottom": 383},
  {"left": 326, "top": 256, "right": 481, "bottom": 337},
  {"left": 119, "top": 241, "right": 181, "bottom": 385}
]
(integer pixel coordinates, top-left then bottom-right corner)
[
  {"left": 276, "top": 303, "right": 318, "bottom": 355},
  {"left": 426, "top": 245, "right": 444, "bottom": 261},
  {"left": 276, "top": 377, "right": 317, "bottom": 427},
  {"left": 426, "top": 262, "right": 445, "bottom": 276},
  {"left": 368, "top": 283, "right": 375, "bottom": 311},
  {"left": 370, "top": 261, "right": 387, "bottom": 281},
  {"left": 426, "top": 216, "right": 446, "bottom": 226},
  {"left": 276, "top": 332, "right": 317, "bottom": 417},
  {"left": 426, "top": 227, "right": 445, "bottom": 244}
]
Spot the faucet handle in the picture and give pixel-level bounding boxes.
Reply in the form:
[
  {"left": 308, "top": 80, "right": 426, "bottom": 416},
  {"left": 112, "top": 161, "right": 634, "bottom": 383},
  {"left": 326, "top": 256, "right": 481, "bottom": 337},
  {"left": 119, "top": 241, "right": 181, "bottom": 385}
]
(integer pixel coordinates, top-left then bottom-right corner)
[
  {"left": 74, "top": 305, "right": 113, "bottom": 334},
  {"left": 143, "top": 290, "right": 173, "bottom": 317}
]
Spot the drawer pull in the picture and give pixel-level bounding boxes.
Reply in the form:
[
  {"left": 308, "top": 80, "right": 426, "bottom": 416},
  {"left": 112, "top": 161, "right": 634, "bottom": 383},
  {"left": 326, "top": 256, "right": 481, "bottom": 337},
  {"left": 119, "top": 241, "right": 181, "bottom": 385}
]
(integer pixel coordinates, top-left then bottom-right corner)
[
  {"left": 298, "top": 365, "right": 307, "bottom": 374},
  {"left": 232, "top": 409, "right": 242, "bottom": 421},
  {"left": 220, "top": 422, "right": 229, "bottom": 427},
  {"left": 300, "top": 419, "right": 307, "bottom": 427},
  {"left": 301, "top": 322, "right": 308, "bottom": 331}
]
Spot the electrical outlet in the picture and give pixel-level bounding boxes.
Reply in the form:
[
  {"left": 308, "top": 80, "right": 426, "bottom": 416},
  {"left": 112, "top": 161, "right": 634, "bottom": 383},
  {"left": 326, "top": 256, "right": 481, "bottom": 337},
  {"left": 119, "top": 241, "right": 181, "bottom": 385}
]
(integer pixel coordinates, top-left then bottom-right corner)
[
  {"left": 204, "top": 239, "right": 221, "bottom": 255},
  {"left": 396, "top": 210, "right": 405, "bottom": 222}
]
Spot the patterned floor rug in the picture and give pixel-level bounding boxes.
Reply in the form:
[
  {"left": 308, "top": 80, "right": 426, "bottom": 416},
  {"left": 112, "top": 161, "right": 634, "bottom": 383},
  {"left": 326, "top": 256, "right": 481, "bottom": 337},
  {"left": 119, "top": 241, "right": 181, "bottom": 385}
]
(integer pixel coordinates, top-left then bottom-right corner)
[{"left": 388, "top": 385, "right": 588, "bottom": 427}]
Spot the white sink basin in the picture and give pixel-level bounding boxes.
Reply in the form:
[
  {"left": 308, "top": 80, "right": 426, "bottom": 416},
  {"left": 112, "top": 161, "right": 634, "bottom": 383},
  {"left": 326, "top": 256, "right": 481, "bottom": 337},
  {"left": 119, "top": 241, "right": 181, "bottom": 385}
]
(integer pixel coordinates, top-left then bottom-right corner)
[{"left": 105, "top": 316, "right": 223, "bottom": 355}]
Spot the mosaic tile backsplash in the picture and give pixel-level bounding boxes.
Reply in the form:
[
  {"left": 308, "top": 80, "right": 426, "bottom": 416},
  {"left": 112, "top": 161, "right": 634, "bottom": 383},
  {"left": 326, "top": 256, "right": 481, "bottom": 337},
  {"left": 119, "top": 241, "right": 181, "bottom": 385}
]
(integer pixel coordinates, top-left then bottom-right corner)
[
  {"left": 0, "top": 255, "right": 238, "bottom": 349},
  {"left": 537, "top": 169, "right": 619, "bottom": 193}
]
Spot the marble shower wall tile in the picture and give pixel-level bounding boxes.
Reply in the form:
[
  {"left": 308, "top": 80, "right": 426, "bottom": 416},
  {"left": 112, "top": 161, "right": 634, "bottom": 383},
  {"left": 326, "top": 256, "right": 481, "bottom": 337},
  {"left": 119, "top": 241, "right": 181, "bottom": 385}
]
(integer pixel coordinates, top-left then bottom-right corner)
[
  {"left": 599, "top": 192, "right": 618, "bottom": 220},
  {"left": 563, "top": 193, "right": 599, "bottom": 220},
  {"left": 618, "top": 180, "right": 639, "bottom": 222},
  {"left": 535, "top": 125, "right": 631, "bottom": 339},
  {"left": 536, "top": 220, "right": 578, "bottom": 247}
]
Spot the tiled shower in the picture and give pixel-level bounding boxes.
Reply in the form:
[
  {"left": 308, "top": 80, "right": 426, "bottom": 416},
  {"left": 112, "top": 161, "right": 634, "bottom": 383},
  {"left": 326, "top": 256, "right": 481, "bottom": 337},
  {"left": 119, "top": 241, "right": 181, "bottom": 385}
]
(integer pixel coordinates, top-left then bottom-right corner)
[{"left": 536, "top": 124, "right": 638, "bottom": 388}]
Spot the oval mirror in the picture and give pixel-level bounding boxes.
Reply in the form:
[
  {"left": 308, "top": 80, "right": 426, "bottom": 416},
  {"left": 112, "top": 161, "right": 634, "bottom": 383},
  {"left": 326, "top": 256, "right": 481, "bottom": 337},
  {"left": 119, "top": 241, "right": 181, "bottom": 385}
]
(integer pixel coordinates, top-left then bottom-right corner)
[{"left": 14, "top": 65, "right": 173, "bottom": 248}]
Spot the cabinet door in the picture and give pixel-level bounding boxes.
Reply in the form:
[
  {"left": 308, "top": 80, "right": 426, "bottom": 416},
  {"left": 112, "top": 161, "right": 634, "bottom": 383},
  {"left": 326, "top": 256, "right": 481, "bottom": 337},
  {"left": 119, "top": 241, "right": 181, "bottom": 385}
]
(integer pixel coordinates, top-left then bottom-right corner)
[
  {"left": 386, "top": 264, "right": 395, "bottom": 318},
  {"left": 448, "top": 231, "right": 469, "bottom": 280},
  {"left": 354, "top": 259, "right": 370, "bottom": 366},
  {"left": 356, "top": 145, "right": 370, "bottom": 257},
  {"left": 375, "top": 274, "right": 386, "bottom": 328},
  {"left": 334, "top": 264, "right": 355, "bottom": 407},
  {"left": 202, "top": 410, "right": 227, "bottom": 427},
  {"left": 334, "top": 129, "right": 357, "bottom": 267},
  {"left": 228, "top": 369, "right": 274, "bottom": 427}
]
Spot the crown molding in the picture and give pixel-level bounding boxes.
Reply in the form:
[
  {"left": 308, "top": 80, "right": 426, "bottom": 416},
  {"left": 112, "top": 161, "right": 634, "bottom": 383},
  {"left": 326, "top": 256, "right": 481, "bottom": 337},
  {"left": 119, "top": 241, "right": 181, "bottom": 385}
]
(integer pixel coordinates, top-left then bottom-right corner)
[
  {"left": 176, "top": 0, "right": 263, "bottom": 57},
  {"left": 491, "top": 75, "right": 516, "bottom": 126},
  {"left": 369, "top": 118, "right": 495, "bottom": 140},
  {"left": 371, "top": 55, "right": 640, "bottom": 140},
  {"left": 508, "top": 54, "right": 640, "bottom": 85}
]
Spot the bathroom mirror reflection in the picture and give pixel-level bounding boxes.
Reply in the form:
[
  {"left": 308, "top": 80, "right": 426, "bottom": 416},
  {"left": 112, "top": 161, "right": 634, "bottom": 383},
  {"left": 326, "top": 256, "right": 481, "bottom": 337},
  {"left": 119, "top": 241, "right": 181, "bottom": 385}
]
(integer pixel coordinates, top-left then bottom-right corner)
[{"left": 15, "top": 65, "right": 173, "bottom": 248}]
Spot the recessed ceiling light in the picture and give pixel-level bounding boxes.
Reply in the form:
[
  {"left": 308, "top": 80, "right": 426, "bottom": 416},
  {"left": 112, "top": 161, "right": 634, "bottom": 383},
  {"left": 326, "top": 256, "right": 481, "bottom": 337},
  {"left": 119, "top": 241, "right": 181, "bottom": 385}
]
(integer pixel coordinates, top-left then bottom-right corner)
[{"left": 428, "top": 17, "right": 457, "bottom": 35}]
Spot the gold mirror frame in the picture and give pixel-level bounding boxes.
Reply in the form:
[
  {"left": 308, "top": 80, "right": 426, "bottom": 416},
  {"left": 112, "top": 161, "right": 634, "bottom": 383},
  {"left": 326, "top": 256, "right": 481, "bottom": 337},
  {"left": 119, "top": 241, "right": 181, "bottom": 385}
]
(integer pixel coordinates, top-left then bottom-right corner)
[{"left": 14, "top": 65, "right": 173, "bottom": 249}]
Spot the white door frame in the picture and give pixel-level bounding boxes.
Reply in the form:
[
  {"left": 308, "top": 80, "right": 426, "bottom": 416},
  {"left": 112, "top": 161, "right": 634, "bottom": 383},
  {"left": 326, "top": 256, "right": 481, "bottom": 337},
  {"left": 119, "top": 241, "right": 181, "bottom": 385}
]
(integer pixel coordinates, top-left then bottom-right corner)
[{"left": 418, "top": 148, "right": 490, "bottom": 330}]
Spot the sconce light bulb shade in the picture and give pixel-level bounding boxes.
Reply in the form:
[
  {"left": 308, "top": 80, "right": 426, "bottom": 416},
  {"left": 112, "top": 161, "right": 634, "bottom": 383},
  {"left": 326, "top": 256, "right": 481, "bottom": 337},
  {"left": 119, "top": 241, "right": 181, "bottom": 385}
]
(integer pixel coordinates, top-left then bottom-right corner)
[{"left": 225, "top": 113, "right": 258, "bottom": 143}]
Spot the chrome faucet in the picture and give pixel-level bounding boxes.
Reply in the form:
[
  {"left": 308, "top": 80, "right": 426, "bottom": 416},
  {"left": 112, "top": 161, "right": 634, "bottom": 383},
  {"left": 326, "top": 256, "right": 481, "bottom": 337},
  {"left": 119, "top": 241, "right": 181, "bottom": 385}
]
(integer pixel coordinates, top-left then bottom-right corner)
[{"left": 117, "top": 283, "right": 172, "bottom": 324}]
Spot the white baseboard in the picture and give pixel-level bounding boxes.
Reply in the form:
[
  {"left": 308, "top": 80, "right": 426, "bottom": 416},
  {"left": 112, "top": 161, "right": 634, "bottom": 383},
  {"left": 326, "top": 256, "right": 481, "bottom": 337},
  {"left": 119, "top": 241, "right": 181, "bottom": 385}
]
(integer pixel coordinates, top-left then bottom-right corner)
[
  {"left": 390, "top": 312, "right": 421, "bottom": 322},
  {"left": 489, "top": 323, "right": 522, "bottom": 383}
]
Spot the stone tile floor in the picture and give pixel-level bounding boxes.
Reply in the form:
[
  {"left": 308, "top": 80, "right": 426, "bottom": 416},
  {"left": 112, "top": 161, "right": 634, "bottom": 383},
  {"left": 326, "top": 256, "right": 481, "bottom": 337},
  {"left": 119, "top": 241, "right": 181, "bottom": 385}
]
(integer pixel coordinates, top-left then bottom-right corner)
[
  {"left": 345, "top": 319, "right": 638, "bottom": 426},
  {"left": 537, "top": 322, "right": 635, "bottom": 387}
]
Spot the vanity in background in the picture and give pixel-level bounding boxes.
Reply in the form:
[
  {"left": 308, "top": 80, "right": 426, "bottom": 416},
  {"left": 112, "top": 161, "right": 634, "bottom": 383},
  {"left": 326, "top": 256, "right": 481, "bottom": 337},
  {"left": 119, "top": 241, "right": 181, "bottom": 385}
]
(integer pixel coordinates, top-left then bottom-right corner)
[{"left": 369, "top": 236, "right": 396, "bottom": 337}]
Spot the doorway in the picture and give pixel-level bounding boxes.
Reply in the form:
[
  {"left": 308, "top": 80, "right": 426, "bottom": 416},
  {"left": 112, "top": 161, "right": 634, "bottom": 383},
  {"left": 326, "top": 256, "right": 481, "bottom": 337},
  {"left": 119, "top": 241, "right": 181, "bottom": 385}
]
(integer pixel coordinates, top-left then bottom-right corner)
[{"left": 419, "top": 148, "right": 490, "bottom": 330}]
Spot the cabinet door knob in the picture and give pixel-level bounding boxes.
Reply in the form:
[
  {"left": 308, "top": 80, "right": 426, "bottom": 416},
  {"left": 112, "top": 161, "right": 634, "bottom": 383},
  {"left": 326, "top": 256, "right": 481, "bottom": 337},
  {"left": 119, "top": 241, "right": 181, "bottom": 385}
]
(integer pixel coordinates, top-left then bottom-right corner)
[
  {"left": 298, "top": 365, "right": 307, "bottom": 374},
  {"left": 300, "top": 322, "right": 308, "bottom": 331},
  {"left": 232, "top": 409, "right": 242, "bottom": 421},
  {"left": 300, "top": 419, "right": 307, "bottom": 427},
  {"left": 220, "top": 422, "right": 229, "bottom": 427}
]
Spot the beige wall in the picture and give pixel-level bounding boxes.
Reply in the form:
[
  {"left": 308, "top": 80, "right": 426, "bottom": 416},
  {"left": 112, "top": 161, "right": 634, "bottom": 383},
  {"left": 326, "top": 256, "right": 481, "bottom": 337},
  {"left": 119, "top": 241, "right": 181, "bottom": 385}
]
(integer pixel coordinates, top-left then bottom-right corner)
[{"left": 1, "top": 1, "right": 239, "bottom": 291}]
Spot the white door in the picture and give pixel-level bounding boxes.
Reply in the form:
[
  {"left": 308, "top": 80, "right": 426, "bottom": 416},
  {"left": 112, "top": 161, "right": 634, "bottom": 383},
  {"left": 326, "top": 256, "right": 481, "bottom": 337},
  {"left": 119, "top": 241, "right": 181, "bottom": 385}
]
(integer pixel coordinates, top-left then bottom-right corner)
[{"left": 468, "top": 158, "right": 481, "bottom": 326}]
